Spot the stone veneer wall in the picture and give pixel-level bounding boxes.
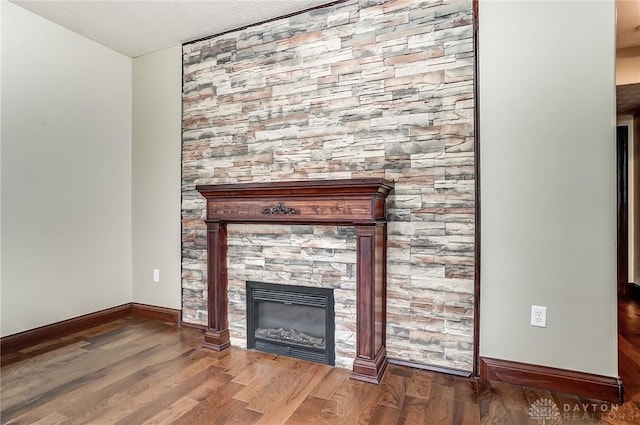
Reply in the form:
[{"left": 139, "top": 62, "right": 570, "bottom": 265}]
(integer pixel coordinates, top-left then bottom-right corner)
[
  {"left": 181, "top": 0, "right": 475, "bottom": 371},
  {"left": 227, "top": 224, "right": 358, "bottom": 369}
]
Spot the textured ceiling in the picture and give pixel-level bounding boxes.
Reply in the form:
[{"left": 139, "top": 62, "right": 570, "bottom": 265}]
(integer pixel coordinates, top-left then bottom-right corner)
[
  {"left": 10, "top": 0, "right": 336, "bottom": 57},
  {"left": 10, "top": 0, "right": 640, "bottom": 57}
]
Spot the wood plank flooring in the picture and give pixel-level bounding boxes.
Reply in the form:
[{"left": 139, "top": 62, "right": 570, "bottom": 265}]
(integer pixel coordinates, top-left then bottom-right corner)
[
  {"left": 2, "top": 317, "right": 639, "bottom": 425},
  {"left": 619, "top": 293, "right": 640, "bottom": 403}
]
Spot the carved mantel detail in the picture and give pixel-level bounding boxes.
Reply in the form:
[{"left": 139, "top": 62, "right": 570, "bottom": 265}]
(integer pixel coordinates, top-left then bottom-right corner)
[
  {"left": 196, "top": 178, "right": 394, "bottom": 384},
  {"left": 261, "top": 202, "right": 299, "bottom": 215}
]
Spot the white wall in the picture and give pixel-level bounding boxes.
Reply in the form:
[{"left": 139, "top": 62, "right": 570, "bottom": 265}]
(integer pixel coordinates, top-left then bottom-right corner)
[
  {"left": 132, "top": 47, "right": 182, "bottom": 309},
  {"left": 479, "top": 1, "right": 618, "bottom": 377},
  {"left": 1, "top": 2, "right": 132, "bottom": 336},
  {"left": 616, "top": 47, "right": 640, "bottom": 85}
]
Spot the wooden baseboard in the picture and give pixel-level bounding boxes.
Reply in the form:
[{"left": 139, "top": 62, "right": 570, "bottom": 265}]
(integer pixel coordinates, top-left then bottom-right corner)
[
  {"left": 388, "top": 357, "right": 472, "bottom": 378},
  {"left": 131, "top": 303, "right": 181, "bottom": 325},
  {"left": 1, "top": 303, "right": 184, "bottom": 353},
  {"left": 0, "top": 304, "right": 132, "bottom": 353},
  {"left": 180, "top": 321, "right": 207, "bottom": 331},
  {"left": 479, "top": 356, "right": 623, "bottom": 403}
]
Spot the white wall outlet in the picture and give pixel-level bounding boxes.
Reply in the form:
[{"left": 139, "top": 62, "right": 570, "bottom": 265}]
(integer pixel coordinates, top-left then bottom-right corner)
[
  {"left": 531, "top": 305, "right": 547, "bottom": 327},
  {"left": 153, "top": 269, "right": 160, "bottom": 283}
]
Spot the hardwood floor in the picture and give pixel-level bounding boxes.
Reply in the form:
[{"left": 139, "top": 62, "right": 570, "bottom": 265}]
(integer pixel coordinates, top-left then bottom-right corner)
[
  {"left": 619, "top": 292, "right": 640, "bottom": 403},
  {"left": 2, "top": 317, "right": 639, "bottom": 425}
]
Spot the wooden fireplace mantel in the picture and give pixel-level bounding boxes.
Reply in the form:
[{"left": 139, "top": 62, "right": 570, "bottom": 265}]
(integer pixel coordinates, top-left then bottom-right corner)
[{"left": 196, "top": 178, "right": 394, "bottom": 384}]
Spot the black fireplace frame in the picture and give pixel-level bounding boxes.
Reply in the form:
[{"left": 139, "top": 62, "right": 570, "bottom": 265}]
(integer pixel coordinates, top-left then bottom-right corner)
[{"left": 246, "top": 281, "right": 335, "bottom": 366}]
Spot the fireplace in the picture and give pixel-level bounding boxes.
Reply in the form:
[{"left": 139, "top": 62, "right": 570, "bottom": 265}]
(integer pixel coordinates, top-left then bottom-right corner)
[
  {"left": 196, "top": 178, "right": 393, "bottom": 383},
  {"left": 246, "top": 281, "right": 335, "bottom": 365}
]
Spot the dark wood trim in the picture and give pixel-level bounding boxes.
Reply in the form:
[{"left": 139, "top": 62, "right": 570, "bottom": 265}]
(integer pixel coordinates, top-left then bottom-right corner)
[
  {"left": 130, "top": 303, "right": 181, "bottom": 325},
  {"left": 388, "top": 357, "right": 472, "bottom": 378},
  {"left": 203, "top": 221, "right": 230, "bottom": 351},
  {"left": 617, "top": 125, "right": 630, "bottom": 296},
  {"left": 0, "top": 304, "right": 131, "bottom": 353},
  {"left": 352, "top": 346, "right": 388, "bottom": 384},
  {"left": 472, "top": 0, "right": 481, "bottom": 377},
  {"left": 479, "top": 357, "right": 623, "bottom": 403},
  {"left": 180, "top": 321, "right": 207, "bottom": 331},
  {"left": 197, "top": 178, "right": 393, "bottom": 197},
  {"left": 196, "top": 178, "right": 394, "bottom": 225},
  {"left": 197, "top": 178, "right": 394, "bottom": 383},
  {"left": 184, "top": 0, "right": 349, "bottom": 47},
  {"left": 1, "top": 303, "right": 187, "bottom": 353},
  {"left": 351, "top": 223, "right": 388, "bottom": 384},
  {"left": 616, "top": 125, "right": 631, "bottom": 402}
]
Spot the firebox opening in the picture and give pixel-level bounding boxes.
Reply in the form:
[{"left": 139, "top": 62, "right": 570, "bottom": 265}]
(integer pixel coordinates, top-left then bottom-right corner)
[{"left": 246, "top": 281, "right": 335, "bottom": 366}]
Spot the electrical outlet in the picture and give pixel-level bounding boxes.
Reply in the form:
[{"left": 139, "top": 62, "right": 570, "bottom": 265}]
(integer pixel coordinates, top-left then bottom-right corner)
[
  {"left": 531, "top": 305, "right": 547, "bottom": 328},
  {"left": 153, "top": 269, "right": 160, "bottom": 283}
]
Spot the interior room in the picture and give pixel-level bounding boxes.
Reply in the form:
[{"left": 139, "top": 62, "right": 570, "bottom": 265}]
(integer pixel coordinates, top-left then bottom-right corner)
[{"left": 1, "top": 0, "right": 639, "bottom": 423}]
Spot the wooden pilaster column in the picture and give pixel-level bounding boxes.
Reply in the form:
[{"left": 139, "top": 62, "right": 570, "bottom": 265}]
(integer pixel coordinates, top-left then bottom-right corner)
[
  {"left": 202, "top": 221, "right": 230, "bottom": 351},
  {"left": 352, "top": 222, "right": 388, "bottom": 384}
]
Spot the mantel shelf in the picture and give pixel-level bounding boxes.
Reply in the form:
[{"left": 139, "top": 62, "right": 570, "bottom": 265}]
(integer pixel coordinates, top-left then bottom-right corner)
[{"left": 196, "top": 178, "right": 394, "bottom": 225}]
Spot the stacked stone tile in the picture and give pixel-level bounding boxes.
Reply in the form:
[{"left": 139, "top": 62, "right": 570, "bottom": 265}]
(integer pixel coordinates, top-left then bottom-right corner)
[
  {"left": 226, "top": 224, "right": 358, "bottom": 369},
  {"left": 182, "top": 0, "right": 475, "bottom": 371}
]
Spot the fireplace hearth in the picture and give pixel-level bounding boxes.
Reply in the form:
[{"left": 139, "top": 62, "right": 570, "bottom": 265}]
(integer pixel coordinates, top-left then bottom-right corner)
[{"left": 247, "top": 281, "right": 335, "bottom": 365}]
